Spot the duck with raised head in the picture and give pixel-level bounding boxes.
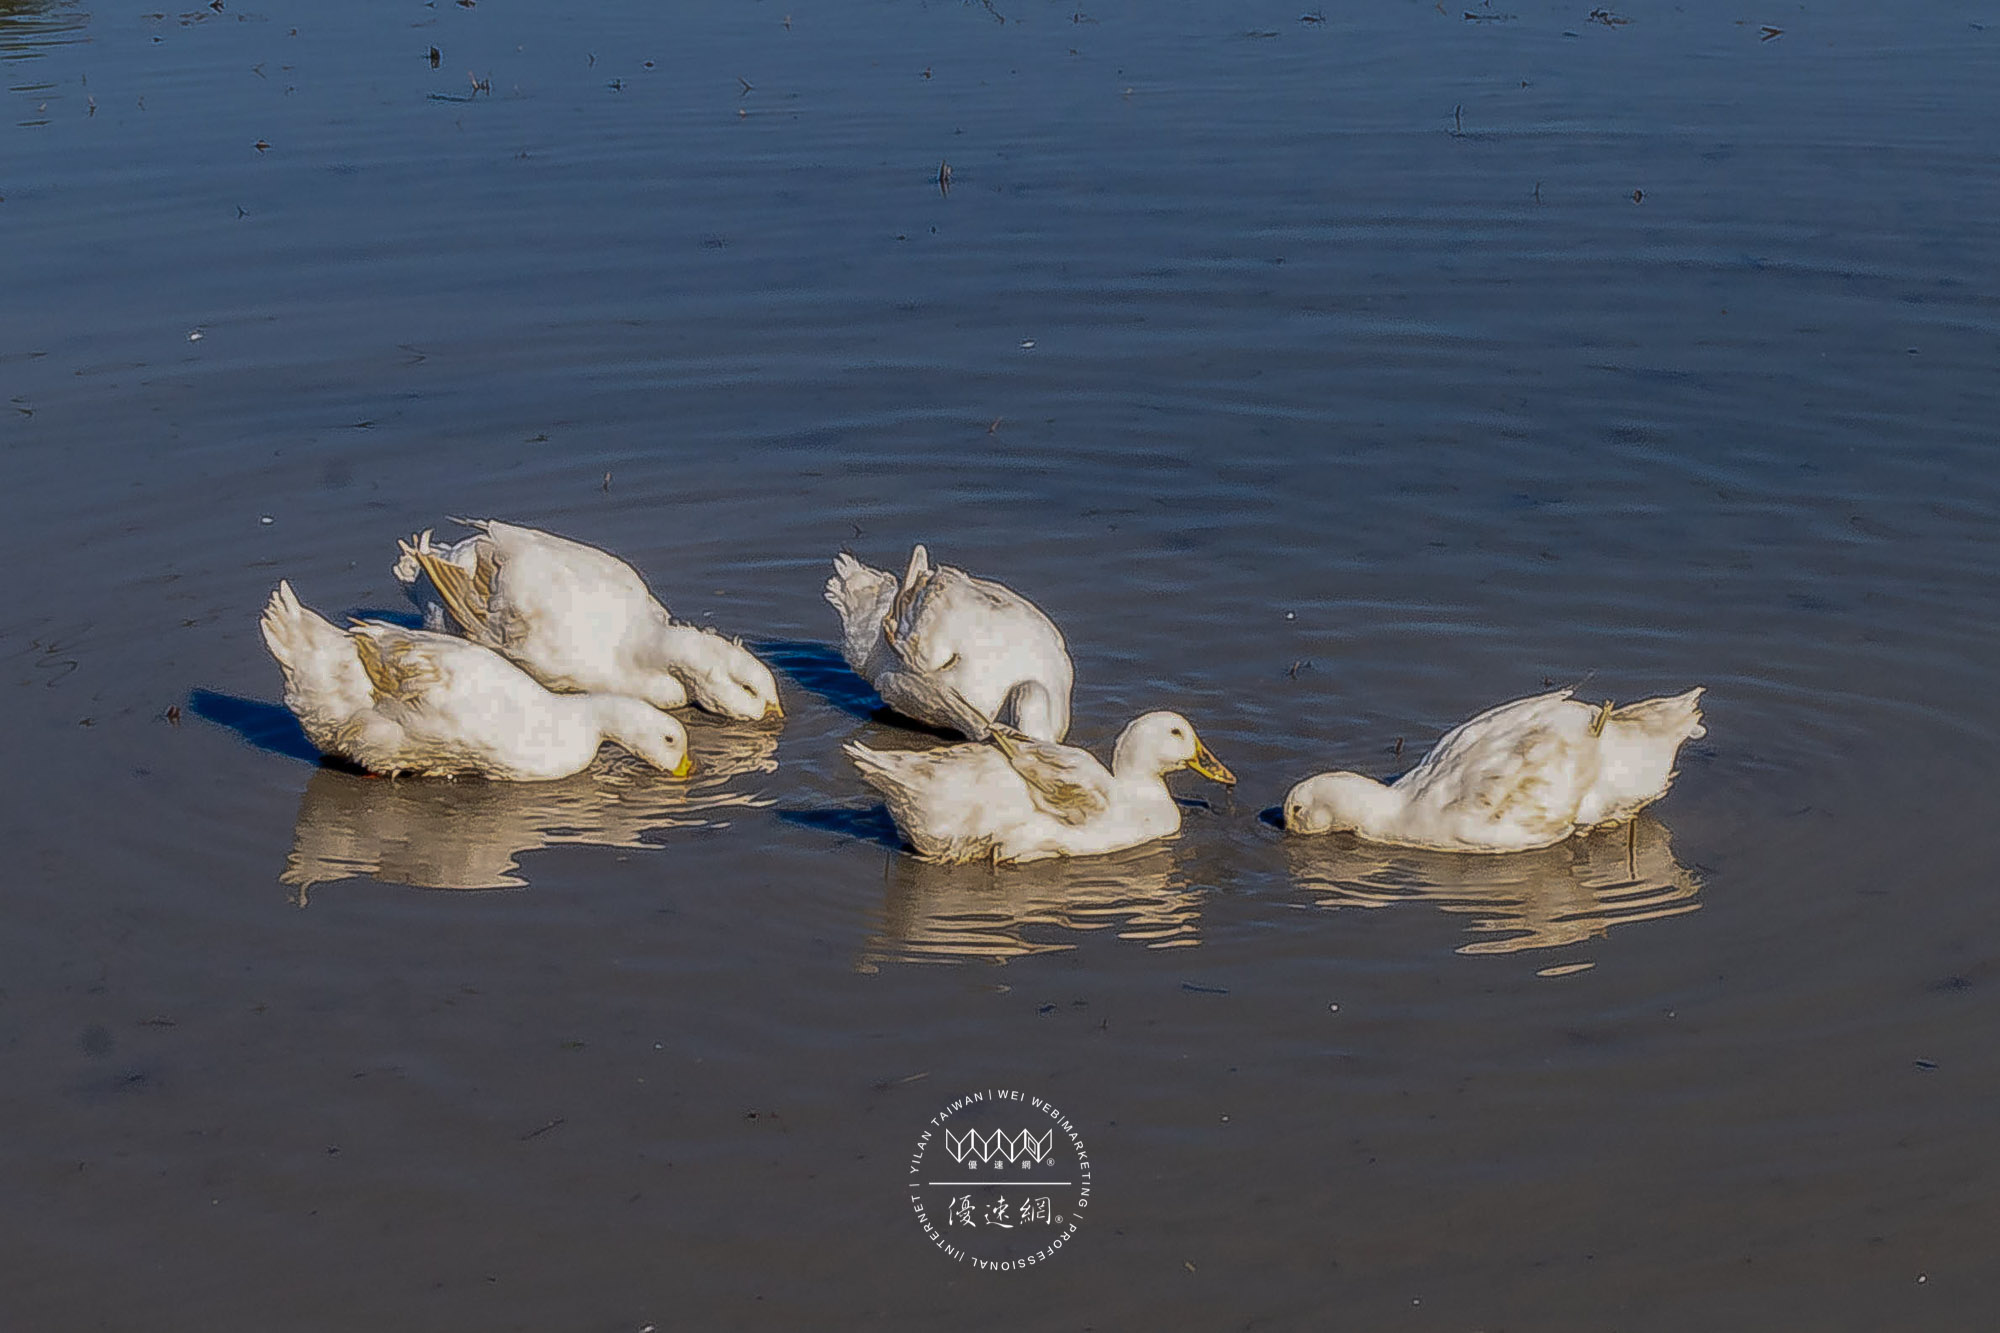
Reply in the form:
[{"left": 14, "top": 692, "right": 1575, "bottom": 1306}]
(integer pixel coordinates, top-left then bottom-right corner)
[{"left": 846, "top": 707, "right": 1235, "bottom": 864}]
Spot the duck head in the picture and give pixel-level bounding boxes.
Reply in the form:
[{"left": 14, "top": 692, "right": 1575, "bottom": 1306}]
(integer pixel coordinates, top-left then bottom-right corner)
[
  {"left": 660, "top": 628, "right": 784, "bottom": 722},
  {"left": 595, "top": 696, "right": 695, "bottom": 778},
  {"left": 1282, "top": 771, "right": 1393, "bottom": 836},
  {"left": 1113, "top": 711, "right": 1236, "bottom": 785}
]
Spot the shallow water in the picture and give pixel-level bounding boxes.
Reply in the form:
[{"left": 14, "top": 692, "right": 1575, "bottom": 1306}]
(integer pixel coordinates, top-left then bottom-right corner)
[{"left": 5, "top": 0, "right": 1999, "bottom": 1327}]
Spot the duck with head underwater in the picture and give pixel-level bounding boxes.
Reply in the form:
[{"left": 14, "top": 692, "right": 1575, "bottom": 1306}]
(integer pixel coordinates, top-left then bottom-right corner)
[
  {"left": 824, "top": 543, "right": 1073, "bottom": 743},
  {"left": 1283, "top": 686, "right": 1706, "bottom": 852},
  {"left": 259, "top": 581, "right": 695, "bottom": 782},
  {"left": 393, "top": 518, "right": 783, "bottom": 723}
]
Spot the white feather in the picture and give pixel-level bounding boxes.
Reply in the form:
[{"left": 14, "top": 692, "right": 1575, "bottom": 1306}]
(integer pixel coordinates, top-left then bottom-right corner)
[
  {"left": 824, "top": 544, "right": 1074, "bottom": 742},
  {"left": 846, "top": 711, "right": 1232, "bottom": 864},
  {"left": 1284, "top": 688, "right": 1706, "bottom": 852},
  {"left": 393, "top": 518, "right": 783, "bottom": 722},
  {"left": 258, "top": 582, "right": 692, "bottom": 781}
]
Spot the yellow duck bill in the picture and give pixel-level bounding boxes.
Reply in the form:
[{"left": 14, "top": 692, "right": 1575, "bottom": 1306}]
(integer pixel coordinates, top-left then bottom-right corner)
[{"left": 1189, "top": 738, "right": 1236, "bottom": 785}]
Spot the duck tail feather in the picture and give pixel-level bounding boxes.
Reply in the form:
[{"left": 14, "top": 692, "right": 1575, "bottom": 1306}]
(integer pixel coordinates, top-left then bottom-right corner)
[
  {"left": 825, "top": 552, "right": 897, "bottom": 672},
  {"left": 1609, "top": 686, "right": 1706, "bottom": 741}
]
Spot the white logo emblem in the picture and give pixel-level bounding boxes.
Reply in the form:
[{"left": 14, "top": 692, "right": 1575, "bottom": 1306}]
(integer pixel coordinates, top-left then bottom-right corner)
[
  {"left": 945, "top": 1128, "right": 1053, "bottom": 1168},
  {"left": 907, "top": 1089, "right": 1092, "bottom": 1270}
]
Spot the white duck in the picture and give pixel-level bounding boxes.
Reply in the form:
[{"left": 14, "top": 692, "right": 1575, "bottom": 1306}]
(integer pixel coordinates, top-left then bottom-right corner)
[
  {"left": 845, "top": 710, "right": 1235, "bottom": 864},
  {"left": 392, "top": 519, "right": 782, "bottom": 722},
  {"left": 1283, "top": 687, "right": 1706, "bottom": 852},
  {"left": 825, "top": 544, "right": 1074, "bottom": 742},
  {"left": 259, "top": 581, "right": 693, "bottom": 781}
]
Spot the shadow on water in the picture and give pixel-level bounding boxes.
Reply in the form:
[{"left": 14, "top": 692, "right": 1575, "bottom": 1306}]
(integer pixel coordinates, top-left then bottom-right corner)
[
  {"left": 349, "top": 608, "right": 424, "bottom": 629},
  {"left": 187, "top": 689, "right": 327, "bottom": 766},
  {"left": 777, "top": 804, "right": 904, "bottom": 851},
  {"left": 193, "top": 601, "right": 415, "bottom": 764},
  {"left": 753, "top": 639, "right": 880, "bottom": 720},
  {"left": 754, "top": 640, "right": 981, "bottom": 740}
]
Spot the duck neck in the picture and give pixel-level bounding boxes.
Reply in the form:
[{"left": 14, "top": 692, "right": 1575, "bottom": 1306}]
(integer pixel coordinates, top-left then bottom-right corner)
[
  {"left": 1340, "top": 778, "right": 1407, "bottom": 842},
  {"left": 1000, "top": 680, "right": 1062, "bottom": 744},
  {"left": 652, "top": 620, "right": 722, "bottom": 672},
  {"left": 1109, "top": 730, "right": 1171, "bottom": 786},
  {"left": 586, "top": 695, "right": 682, "bottom": 773}
]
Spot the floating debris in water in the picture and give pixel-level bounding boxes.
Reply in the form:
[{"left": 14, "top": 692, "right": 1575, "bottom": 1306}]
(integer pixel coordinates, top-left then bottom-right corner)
[{"left": 872, "top": 1064, "right": 932, "bottom": 1088}]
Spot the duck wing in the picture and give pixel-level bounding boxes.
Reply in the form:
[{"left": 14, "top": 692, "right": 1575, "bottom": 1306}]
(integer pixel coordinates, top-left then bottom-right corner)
[
  {"left": 400, "top": 532, "right": 508, "bottom": 649},
  {"left": 885, "top": 559, "right": 1025, "bottom": 669},
  {"left": 882, "top": 544, "right": 944, "bottom": 666},
  {"left": 986, "top": 724, "right": 1112, "bottom": 826},
  {"left": 429, "top": 520, "right": 669, "bottom": 692},
  {"left": 1398, "top": 691, "right": 1596, "bottom": 843},
  {"left": 474, "top": 518, "right": 661, "bottom": 601},
  {"left": 347, "top": 622, "right": 451, "bottom": 707}
]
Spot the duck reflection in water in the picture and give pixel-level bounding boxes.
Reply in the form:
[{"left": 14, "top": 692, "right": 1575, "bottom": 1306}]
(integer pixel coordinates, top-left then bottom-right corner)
[
  {"left": 280, "top": 721, "right": 778, "bottom": 899},
  {"left": 857, "top": 843, "right": 1202, "bottom": 970},
  {"left": 1284, "top": 815, "right": 1701, "bottom": 958}
]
